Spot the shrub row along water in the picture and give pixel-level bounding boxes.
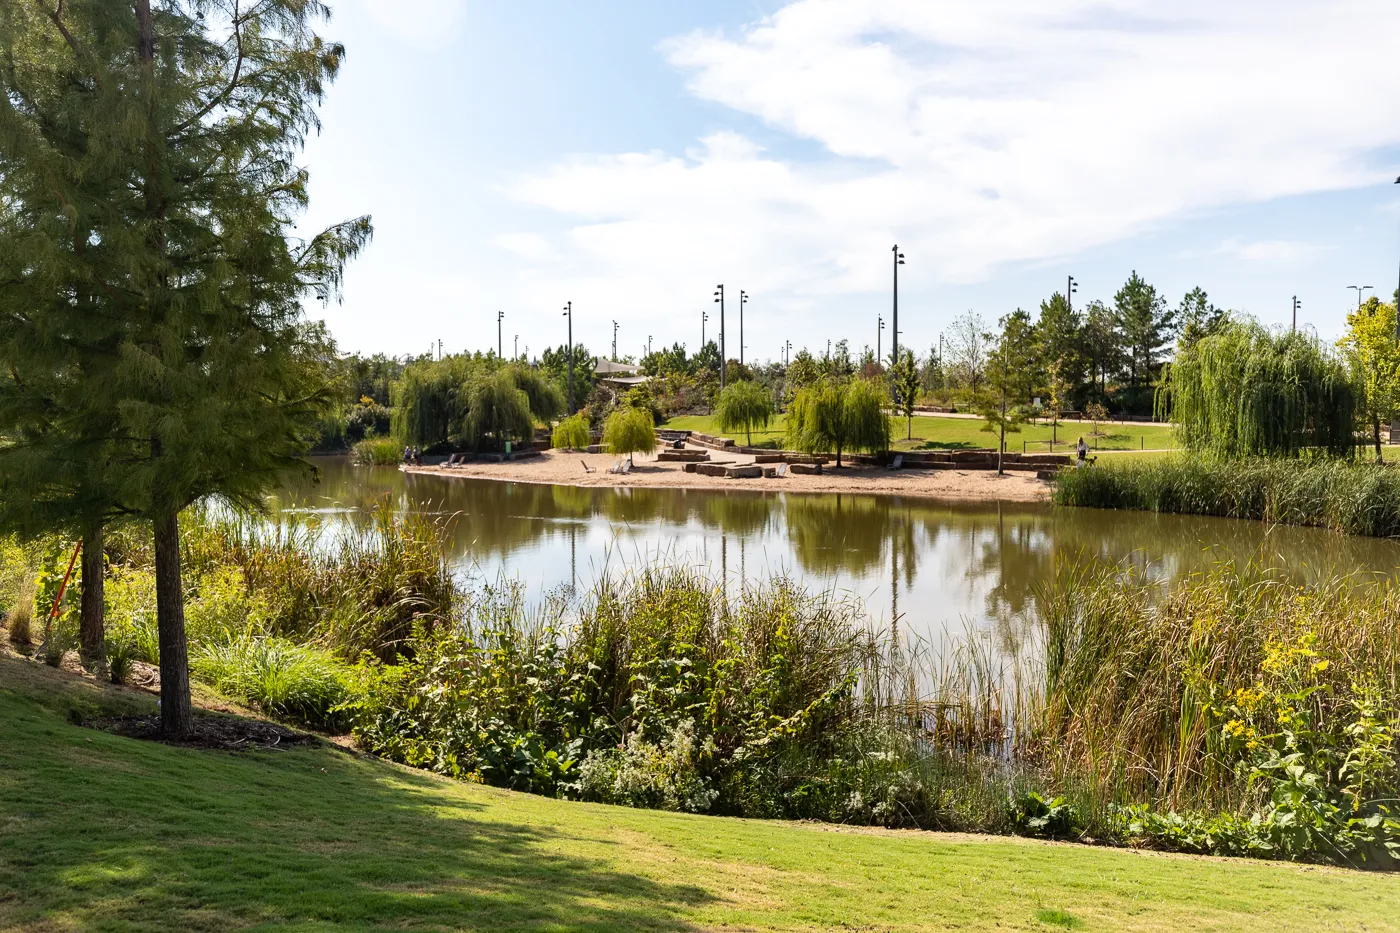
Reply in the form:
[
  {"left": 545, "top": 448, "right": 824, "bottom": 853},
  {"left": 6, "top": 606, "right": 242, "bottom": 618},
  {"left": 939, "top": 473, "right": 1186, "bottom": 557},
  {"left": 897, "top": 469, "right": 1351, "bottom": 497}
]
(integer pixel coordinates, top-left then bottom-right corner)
[
  {"left": 5, "top": 508, "right": 1397, "bottom": 868},
  {"left": 1052, "top": 455, "right": 1400, "bottom": 538}
]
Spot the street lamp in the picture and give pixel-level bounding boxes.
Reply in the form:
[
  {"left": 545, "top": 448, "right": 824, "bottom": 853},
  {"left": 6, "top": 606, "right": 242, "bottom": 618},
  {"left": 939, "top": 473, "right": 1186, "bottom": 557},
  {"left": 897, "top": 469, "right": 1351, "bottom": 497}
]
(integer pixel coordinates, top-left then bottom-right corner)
[
  {"left": 714, "top": 285, "right": 726, "bottom": 390},
  {"left": 1067, "top": 275, "right": 1078, "bottom": 314},
  {"left": 612, "top": 320, "right": 618, "bottom": 361},
  {"left": 1349, "top": 285, "right": 1374, "bottom": 308},
  {"left": 739, "top": 290, "right": 748, "bottom": 367},
  {"left": 877, "top": 315, "right": 885, "bottom": 365},
  {"left": 562, "top": 302, "right": 574, "bottom": 415},
  {"left": 1291, "top": 296, "right": 1300, "bottom": 333},
  {"left": 783, "top": 340, "right": 792, "bottom": 365},
  {"left": 647, "top": 334, "right": 653, "bottom": 356},
  {"left": 514, "top": 334, "right": 519, "bottom": 359},
  {"left": 702, "top": 310, "right": 709, "bottom": 349},
  {"left": 497, "top": 311, "right": 505, "bottom": 359},
  {"left": 891, "top": 245, "right": 905, "bottom": 371}
]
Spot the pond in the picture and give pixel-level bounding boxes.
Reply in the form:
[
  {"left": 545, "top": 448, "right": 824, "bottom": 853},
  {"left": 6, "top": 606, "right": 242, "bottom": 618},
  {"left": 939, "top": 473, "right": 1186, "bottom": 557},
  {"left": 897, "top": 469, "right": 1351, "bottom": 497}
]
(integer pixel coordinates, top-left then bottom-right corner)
[{"left": 269, "top": 457, "right": 1400, "bottom": 649}]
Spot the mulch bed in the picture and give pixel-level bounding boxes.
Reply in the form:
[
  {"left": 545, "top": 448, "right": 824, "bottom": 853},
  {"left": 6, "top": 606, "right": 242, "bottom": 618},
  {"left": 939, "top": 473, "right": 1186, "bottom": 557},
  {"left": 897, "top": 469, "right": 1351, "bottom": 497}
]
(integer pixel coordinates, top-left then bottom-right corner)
[{"left": 83, "top": 714, "right": 318, "bottom": 750}]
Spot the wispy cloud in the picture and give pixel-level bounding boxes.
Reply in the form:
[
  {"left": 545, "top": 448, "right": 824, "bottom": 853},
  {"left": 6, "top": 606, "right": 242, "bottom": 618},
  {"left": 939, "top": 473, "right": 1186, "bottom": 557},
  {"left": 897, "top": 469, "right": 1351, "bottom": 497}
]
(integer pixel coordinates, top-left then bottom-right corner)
[
  {"left": 504, "top": 0, "right": 1400, "bottom": 312},
  {"left": 1213, "top": 238, "right": 1330, "bottom": 263},
  {"left": 359, "top": 0, "right": 466, "bottom": 50}
]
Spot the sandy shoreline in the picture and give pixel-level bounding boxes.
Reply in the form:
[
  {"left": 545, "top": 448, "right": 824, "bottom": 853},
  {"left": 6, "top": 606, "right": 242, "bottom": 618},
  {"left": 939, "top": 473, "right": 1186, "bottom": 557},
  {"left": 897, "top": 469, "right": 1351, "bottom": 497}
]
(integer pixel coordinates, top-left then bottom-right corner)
[{"left": 402, "top": 447, "right": 1051, "bottom": 503}]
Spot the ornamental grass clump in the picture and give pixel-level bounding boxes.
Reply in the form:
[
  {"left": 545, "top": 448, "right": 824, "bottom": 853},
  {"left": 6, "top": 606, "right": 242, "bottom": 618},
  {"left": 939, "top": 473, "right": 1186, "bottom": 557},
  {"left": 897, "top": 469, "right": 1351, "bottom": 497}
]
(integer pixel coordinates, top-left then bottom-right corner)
[{"left": 192, "top": 636, "right": 353, "bottom": 731}]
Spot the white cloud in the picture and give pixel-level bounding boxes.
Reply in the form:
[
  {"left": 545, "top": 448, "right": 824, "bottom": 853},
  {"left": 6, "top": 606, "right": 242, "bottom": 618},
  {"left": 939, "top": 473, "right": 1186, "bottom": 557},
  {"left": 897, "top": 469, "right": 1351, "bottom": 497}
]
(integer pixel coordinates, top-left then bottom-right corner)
[
  {"left": 1214, "top": 238, "right": 1329, "bottom": 263},
  {"left": 504, "top": 0, "right": 1400, "bottom": 311},
  {"left": 359, "top": 0, "right": 466, "bottom": 50}
]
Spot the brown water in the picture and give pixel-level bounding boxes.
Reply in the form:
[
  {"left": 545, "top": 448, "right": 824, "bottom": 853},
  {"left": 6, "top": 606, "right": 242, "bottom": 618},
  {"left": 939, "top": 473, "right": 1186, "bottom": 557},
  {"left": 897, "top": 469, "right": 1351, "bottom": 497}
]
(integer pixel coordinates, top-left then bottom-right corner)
[{"left": 269, "top": 457, "right": 1400, "bottom": 646}]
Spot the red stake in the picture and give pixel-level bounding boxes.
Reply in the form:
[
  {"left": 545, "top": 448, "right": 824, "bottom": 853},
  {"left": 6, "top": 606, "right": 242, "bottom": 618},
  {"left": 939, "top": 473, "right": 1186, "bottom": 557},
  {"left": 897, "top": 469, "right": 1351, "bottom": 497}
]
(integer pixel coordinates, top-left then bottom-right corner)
[{"left": 49, "top": 540, "right": 82, "bottom": 623}]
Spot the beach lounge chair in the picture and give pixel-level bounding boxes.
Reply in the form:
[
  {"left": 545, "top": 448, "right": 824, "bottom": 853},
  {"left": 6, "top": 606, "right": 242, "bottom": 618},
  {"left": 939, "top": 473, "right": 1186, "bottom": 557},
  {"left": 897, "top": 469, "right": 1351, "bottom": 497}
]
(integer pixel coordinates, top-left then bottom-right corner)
[
  {"left": 581, "top": 460, "right": 596, "bottom": 474},
  {"left": 619, "top": 459, "right": 632, "bottom": 475},
  {"left": 774, "top": 463, "right": 788, "bottom": 478},
  {"left": 888, "top": 454, "right": 904, "bottom": 470},
  {"left": 608, "top": 459, "right": 624, "bottom": 474}
]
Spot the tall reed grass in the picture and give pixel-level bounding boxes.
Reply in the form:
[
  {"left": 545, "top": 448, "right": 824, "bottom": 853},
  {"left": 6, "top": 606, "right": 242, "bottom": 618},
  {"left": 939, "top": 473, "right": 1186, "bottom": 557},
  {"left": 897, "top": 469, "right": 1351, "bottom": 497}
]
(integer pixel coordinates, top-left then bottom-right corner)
[
  {"left": 1053, "top": 455, "right": 1400, "bottom": 537},
  {"left": 351, "top": 437, "right": 402, "bottom": 466}
]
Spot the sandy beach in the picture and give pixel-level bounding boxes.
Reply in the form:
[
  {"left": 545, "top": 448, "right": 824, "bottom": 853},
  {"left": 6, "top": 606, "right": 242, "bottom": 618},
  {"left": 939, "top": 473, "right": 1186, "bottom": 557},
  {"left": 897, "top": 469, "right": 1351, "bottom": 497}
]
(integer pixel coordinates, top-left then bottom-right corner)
[{"left": 403, "top": 446, "right": 1051, "bottom": 503}]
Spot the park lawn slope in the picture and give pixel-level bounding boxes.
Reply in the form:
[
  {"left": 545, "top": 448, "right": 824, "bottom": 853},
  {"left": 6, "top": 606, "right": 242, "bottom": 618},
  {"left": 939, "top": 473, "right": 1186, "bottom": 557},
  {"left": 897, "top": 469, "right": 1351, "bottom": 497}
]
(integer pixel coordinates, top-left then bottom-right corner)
[
  {"left": 665, "top": 413, "right": 1176, "bottom": 453},
  {"left": 1, "top": 656, "right": 1396, "bottom": 933}
]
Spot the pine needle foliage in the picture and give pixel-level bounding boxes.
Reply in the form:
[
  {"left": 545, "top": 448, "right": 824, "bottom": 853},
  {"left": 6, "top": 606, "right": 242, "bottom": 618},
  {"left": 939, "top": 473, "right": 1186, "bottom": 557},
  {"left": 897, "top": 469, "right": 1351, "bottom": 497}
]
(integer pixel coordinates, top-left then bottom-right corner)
[
  {"left": 786, "top": 378, "right": 891, "bottom": 467},
  {"left": 713, "top": 380, "right": 774, "bottom": 447},
  {"left": 1157, "top": 321, "right": 1355, "bottom": 458}
]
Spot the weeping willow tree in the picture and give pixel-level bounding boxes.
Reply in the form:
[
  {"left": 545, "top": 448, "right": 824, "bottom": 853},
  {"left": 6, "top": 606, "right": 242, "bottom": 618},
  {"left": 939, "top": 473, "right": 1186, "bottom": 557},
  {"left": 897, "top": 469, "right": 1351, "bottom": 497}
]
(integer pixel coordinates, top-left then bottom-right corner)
[
  {"left": 463, "top": 371, "right": 535, "bottom": 451},
  {"left": 786, "top": 378, "right": 891, "bottom": 467},
  {"left": 393, "top": 359, "right": 562, "bottom": 449},
  {"left": 1157, "top": 321, "right": 1355, "bottom": 458}
]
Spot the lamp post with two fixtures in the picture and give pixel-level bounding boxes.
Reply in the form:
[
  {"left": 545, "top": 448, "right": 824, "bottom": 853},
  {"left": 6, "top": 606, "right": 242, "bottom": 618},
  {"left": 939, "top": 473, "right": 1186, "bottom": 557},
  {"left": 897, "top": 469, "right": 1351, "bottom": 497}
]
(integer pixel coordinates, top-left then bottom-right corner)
[{"left": 562, "top": 302, "right": 574, "bottom": 414}]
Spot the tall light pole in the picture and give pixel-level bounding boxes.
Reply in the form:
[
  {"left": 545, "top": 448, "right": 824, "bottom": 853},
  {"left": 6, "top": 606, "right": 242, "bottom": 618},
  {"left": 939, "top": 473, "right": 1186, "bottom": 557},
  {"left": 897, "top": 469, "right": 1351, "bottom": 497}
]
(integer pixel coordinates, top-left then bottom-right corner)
[
  {"left": 892, "top": 244, "right": 905, "bottom": 370},
  {"left": 877, "top": 315, "right": 885, "bottom": 366},
  {"left": 497, "top": 311, "right": 504, "bottom": 358},
  {"left": 714, "top": 285, "right": 726, "bottom": 390},
  {"left": 647, "top": 334, "right": 653, "bottom": 356},
  {"left": 739, "top": 290, "right": 748, "bottom": 367},
  {"left": 514, "top": 334, "right": 519, "bottom": 359},
  {"left": 612, "top": 320, "right": 618, "bottom": 361},
  {"left": 1291, "top": 296, "right": 1300, "bottom": 333},
  {"left": 702, "top": 310, "right": 709, "bottom": 350},
  {"left": 562, "top": 302, "right": 574, "bottom": 415},
  {"left": 1067, "top": 275, "right": 1078, "bottom": 313},
  {"left": 1349, "top": 285, "right": 1374, "bottom": 308},
  {"left": 783, "top": 340, "right": 792, "bottom": 365},
  {"left": 892, "top": 245, "right": 905, "bottom": 402}
]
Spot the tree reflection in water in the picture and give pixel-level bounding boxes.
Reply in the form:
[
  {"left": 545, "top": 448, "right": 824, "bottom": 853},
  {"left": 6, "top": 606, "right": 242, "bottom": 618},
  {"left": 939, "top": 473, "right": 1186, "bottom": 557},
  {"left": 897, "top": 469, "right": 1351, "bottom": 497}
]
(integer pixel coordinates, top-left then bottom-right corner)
[{"left": 271, "top": 458, "right": 1400, "bottom": 648}]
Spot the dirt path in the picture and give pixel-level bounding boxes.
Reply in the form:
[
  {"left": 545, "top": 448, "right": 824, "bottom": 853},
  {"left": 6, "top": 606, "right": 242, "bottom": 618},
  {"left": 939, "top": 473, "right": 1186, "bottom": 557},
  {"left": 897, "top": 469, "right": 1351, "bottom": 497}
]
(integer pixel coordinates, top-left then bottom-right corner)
[{"left": 404, "top": 447, "right": 1051, "bottom": 503}]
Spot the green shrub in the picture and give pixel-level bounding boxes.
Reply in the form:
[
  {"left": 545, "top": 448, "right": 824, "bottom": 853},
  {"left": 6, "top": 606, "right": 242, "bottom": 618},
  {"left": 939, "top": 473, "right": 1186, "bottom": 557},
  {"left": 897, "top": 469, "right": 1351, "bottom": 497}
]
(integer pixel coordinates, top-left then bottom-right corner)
[
  {"left": 351, "top": 437, "right": 402, "bottom": 466},
  {"left": 191, "top": 636, "right": 354, "bottom": 731},
  {"left": 551, "top": 413, "right": 591, "bottom": 451},
  {"left": 104, "top": 566, "right": 160, "bottom": 663},
  {"left": 576, "top": 721, "right": 718, "bottom": 813}
]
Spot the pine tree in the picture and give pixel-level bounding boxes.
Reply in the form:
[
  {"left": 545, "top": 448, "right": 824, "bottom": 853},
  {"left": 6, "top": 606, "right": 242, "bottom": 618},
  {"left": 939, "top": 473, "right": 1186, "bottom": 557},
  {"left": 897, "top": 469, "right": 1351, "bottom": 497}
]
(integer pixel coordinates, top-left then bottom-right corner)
[
  {"left": 1177, "top": 287, "right": 1227, "bottom": 351},
  {"left": 1, "top": 1, "right": 370, "bottom": 736},
  {"left": 1114, "top": 271, "right": 1176, "bottom": 398},
  {"left": 1035, "top": 291, "right": 1083, "bottom": 400}
]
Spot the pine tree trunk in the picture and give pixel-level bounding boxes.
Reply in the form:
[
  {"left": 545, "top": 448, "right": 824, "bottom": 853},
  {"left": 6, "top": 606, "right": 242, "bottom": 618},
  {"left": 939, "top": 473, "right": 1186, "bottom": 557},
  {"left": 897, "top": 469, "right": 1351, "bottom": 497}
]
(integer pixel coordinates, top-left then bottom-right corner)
[
  {"left": 79, "top": 523, "right": 104, "bottom": 668},
  {"left": 153, "top": 511, "right": 193, "bottom": 737}
]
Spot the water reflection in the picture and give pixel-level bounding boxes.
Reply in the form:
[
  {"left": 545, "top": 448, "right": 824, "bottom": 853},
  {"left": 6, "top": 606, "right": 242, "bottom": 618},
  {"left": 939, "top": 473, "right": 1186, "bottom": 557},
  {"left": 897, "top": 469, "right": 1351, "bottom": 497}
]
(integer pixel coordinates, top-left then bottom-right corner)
[{"left": 270, "top": 458, "right": 1400, "bottom": 644}]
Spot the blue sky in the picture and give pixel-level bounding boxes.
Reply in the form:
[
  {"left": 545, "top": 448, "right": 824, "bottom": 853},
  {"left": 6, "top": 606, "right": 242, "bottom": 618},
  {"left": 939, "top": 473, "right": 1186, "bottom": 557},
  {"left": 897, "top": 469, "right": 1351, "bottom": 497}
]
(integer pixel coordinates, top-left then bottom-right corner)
[{"left": 299, "top": 0, "right": 1400, "bottom": 362}]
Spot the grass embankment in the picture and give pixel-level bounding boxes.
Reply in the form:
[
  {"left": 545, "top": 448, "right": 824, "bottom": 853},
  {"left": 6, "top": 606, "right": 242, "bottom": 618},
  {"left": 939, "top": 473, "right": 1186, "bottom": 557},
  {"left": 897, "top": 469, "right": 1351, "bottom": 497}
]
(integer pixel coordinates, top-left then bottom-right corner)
[
  {"left": 2, "top": 657, "right": 1397, "bottom": 933},
  {"left": 1053, "top": 454, "right": 1400, "bottom": 537},
  {"left": 664, "top": 413, "right": 1176, "bottom": 453}
]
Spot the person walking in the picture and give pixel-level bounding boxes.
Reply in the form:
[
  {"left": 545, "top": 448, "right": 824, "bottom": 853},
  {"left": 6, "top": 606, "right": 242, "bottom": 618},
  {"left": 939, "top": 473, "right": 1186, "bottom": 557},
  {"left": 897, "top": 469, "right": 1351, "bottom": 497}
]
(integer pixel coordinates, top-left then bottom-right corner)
[{"left": 1076, "top": 437, "right": 1089, "bottom": 468}]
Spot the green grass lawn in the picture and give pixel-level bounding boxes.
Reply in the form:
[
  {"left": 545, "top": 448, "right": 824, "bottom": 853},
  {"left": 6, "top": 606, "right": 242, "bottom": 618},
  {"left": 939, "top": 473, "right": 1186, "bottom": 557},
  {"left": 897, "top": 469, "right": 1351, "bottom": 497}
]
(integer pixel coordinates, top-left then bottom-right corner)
[
  {"left": 3, "top": 657, "right": 1397, "bottom": 932},
  {"left": 665, "top": 413, "right": 1177, "bottom": 453}
]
